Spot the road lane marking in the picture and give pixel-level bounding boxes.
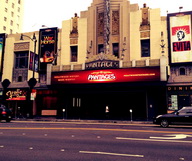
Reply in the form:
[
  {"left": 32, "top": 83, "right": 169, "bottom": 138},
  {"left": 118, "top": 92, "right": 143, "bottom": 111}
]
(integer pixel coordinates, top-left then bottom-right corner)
[
  {"left": 79, "top": 151, "right": 144, "bottom": 158},
  {"left": 150, "top": 134, "right": 192, "bottom": 140},
  {"left": 116, "top": 137, "right": 192, "bottom": 143}
]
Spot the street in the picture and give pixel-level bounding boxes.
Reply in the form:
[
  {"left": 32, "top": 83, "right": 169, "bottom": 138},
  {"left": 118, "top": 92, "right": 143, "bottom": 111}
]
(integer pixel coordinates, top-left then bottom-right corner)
[{"left": 0, "top": 121, "right": 192, "bottom": 161}]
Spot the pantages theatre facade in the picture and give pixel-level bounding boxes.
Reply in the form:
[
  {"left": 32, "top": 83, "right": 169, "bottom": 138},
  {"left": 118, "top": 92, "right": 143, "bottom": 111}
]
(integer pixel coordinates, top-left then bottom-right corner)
[{"left": 1, "top": 0, "right": 185, "bottom": 120}]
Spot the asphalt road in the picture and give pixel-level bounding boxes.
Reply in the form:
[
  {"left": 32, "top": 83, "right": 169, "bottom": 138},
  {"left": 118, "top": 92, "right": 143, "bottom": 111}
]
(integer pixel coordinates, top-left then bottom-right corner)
[{"left": 0, "top": 121, "right": 192, "bottom": 161}]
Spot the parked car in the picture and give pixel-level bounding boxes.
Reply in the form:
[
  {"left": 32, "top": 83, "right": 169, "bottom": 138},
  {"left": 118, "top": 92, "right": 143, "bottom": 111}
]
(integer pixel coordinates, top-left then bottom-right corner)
[
  {"left": 0, "top": 104, "right": 12, "bottom": 122},
  {"left": 153, "top": 106, "right": 192, "bottom": 127}
]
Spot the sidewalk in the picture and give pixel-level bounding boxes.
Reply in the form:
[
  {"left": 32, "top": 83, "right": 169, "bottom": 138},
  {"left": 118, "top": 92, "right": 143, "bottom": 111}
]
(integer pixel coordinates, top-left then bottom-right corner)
[{"left": 12, "top": 117, "right": 153, "bottom": 124}]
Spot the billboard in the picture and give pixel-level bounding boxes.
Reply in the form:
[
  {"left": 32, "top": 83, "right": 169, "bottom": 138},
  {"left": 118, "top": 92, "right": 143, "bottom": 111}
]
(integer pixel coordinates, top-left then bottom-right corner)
[
  {"left": 39, "top": 27, "right": 58, "bottom": 70},
  {"left": 0, "top": 34, "right": 6, "bottom": 73},
  {"left": 168, "top": 12, "right": 192, "bottom": 64},
  {"left": 52, "top": 67, "right": 160, "bottom": 85}
]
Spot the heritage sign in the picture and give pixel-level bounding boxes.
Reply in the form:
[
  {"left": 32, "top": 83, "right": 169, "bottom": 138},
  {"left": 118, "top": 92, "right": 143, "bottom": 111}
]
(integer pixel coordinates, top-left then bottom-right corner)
[{"left": 85, "top": 60, "right": 119, "bottom": 70}]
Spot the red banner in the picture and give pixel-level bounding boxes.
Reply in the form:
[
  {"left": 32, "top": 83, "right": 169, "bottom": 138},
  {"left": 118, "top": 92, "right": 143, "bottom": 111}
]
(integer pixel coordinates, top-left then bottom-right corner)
[{"left": 52, "top": 67, "right": 160, "bottom": 84}]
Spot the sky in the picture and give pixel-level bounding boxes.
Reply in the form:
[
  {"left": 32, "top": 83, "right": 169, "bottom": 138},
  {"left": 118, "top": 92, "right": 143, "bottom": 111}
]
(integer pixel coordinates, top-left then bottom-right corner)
[{"left": 23, "top": 0, "right": 192, "bottom": 32}]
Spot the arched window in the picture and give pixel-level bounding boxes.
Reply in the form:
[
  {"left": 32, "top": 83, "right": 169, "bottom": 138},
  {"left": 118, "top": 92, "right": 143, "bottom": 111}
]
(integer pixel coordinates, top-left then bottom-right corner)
[{"left": 179, "top": 67, "right": 186, "bottom": 75}]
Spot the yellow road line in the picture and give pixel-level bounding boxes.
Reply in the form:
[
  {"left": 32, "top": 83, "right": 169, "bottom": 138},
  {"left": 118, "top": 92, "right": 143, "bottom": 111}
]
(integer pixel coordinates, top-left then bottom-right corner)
[{"left": 0, "top": 127, "right": 192, "bottom": 135}]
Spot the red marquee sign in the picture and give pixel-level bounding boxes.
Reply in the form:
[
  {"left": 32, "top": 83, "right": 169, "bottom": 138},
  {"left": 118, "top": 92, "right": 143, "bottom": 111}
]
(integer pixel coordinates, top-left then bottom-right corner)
[{"left": 52, "top": 67, "right": 160, "bottom": 84}]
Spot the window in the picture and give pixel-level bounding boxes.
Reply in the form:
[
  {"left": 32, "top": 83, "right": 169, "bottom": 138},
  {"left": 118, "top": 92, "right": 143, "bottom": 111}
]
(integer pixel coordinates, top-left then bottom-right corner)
[
  {"left": 10, "top": 20, "right": 13, "bottom": 26},
  {"left": 3, "top": 26, "right": 6, "bottom": 31},
  {"left": 179, "top": 67, "right": 186, "bottom": 75},
  {"left": 12, "top": 3, "right": 14, "bottom": 8},
  {"left": 10, "top": 29, "right": 13, "bottom": 34},
  {"left": 70, "top": 46, "right": 78, "bottom": 62},
  {"left": 113, "top": 43, "right": 119, "bottom": 58},
  {"left": 11, "top": 12, "right": 14, "bottom": 17},
  {"left": 5, "top": 8, "right": 8, "bottom": 12},
  {"left": 15, "top": 51, "right": 29, "bottom": 68},
  {"left": 18, "top": 7, "right": 20, "bottom": 12},
  {"left": 141, "top": 39, "right": 150, "bottom": 57},
  {"left": 4, "top": 17, "right": 7, "bottom": 21},
  {"left": 18, "top": 76, "right": 22, "bottom": 82},
  {"left": 98, "top": 44, "right": 104, "bottom": 54},
  {"left": 17, "top": 15, "right": 20, "bottom": 21},
  {"left": 18, "top": 0, "right": 21, "bottom": 4},
  {"left": 6, "top": 0, "right": 8, "bottom": 3}
]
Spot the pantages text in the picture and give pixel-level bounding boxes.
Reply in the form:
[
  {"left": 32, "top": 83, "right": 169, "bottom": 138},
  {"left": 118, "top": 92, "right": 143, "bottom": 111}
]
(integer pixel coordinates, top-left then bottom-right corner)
[{"left": 85, "top": 60, "right": 119, "bottom": 70}]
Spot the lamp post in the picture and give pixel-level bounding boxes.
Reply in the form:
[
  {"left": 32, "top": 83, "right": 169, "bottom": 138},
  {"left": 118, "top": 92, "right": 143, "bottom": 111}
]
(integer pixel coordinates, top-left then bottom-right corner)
[
  {"left": 20, "top": 33, "right": 37, "bottom": 88},
  {"left": 20, "top": 33, "right": 37, "bottom": 118},
  {"left": 20, "top": 33, "right": 37, "bottom": 78}
]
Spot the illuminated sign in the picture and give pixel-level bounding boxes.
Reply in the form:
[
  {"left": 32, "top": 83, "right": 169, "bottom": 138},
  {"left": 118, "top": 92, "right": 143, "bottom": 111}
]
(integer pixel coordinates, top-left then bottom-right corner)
[
  {"left": 6, "top": 89, "right": 27, "bottom": 100},
  {"left": 167, "top": 86, "right": 192, "bottom": 91},
  {"left": 39, "top": 27, "right": 58, "bottom": 71},
  {"left": 52, "top": 67, "right": 160, "bottom": 84},
  {"left": 168, "top": 12, "right": 192, "bottom": 64},
  {"left": 0, "top": 34, "right": 5, "bottom": 73}
]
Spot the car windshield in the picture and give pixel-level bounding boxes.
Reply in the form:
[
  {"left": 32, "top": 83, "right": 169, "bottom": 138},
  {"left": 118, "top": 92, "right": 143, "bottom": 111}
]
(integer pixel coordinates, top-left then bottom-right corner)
[{"left": 178, "top": 107, "right": 192, "bottom": 114}]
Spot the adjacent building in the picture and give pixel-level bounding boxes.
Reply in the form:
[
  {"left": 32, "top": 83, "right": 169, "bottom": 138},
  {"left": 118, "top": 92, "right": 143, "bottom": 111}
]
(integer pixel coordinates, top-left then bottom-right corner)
[
  {"left": 1, "top": 0, "right": 190, "bottom": 120},
  {"left": 0, "top": 0, "right": 24, "bottom": 34}
]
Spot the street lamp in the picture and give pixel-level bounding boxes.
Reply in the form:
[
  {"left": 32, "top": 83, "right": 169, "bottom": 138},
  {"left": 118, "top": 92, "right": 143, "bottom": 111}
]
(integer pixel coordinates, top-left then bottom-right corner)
[
  {"left": 20, "top": 33, "right": 37, "bottom": 118},
  {"left": 20, "top": 33, "right": 37, "bottom": 88}
]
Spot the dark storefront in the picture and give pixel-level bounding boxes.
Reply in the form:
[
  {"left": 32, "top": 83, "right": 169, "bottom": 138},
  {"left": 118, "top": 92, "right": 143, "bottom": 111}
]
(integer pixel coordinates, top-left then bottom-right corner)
[
  {"left": 35, "top": 67, "right": 167, "bottom": 120},
  {"left": 51, "top": 82, "right": 166, "bottom": 120},
  {"left": 4, "top": 88, "right": 30, "bottom": 118}
]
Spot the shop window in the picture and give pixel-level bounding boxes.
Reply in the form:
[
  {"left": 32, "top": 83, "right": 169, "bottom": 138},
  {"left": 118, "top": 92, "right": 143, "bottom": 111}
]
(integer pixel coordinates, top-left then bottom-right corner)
[
  {"left": 113, "top": 43, "right": 119, "bottom": 58},
  {"left": 15, "top": 51, "right": 29, "bottom": 68},
  {"left": 179, "top": 67, "right": 186, "bottom": 75},
  {"left": 141, "top": 39, "right": 150, "bottom": 57},
  {"left": 98, "top": 44, "right": 104, "bottom": 54},
  {"left": 43, "top": 96, "right": 57, "bottom": 109},
  {"left": 70, "top": 46, "right": 78, "bottom": 62},
  {"left": 168, "top": 95, "right": 178, "bottom": 111}
]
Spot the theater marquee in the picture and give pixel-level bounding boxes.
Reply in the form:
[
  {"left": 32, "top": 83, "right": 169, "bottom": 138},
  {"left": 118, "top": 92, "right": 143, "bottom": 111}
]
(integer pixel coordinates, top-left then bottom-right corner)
[{"left": 52, "top": 67, "right": 160, "bottom": 84}]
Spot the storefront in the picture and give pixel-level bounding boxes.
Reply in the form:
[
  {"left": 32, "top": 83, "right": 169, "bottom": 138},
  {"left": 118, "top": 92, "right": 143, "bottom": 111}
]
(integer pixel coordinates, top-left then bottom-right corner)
[
  {"left": 35, "top": 67, "right": 167, "bottom": 120},
  {"left": 167, "top": 85, "right": 192, "bottom": 113},
  {"left": 4, "top": 88, "right": 29, "bottom": 118}
]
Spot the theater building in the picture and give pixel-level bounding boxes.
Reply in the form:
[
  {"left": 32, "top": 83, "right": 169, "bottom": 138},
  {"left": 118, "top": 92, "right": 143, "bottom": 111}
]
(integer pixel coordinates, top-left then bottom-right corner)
[{"left": 0, "top": 0, "right": 169, "bottom": 120}]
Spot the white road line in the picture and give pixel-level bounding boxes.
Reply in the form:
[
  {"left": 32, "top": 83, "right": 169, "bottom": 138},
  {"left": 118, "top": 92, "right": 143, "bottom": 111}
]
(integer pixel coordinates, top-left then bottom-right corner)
[
  {"left": 116, "top": 137, "right": 192, "bottom": 143},
  {"left": 79, "top": 151, "right": 144, "bottom": 158}
]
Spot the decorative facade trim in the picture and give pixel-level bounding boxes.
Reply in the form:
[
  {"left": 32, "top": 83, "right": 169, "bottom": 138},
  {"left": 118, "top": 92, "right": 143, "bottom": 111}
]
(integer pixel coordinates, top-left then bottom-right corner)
[{"left": 14, "top": 42, "right": 30, "bottom": 51}]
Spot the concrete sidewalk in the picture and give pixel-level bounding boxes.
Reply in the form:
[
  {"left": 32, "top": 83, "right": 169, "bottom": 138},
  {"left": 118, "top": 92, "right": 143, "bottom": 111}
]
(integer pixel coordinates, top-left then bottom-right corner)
[{"left": 12, "top": 117, "right": 153, "bottom": 124}]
